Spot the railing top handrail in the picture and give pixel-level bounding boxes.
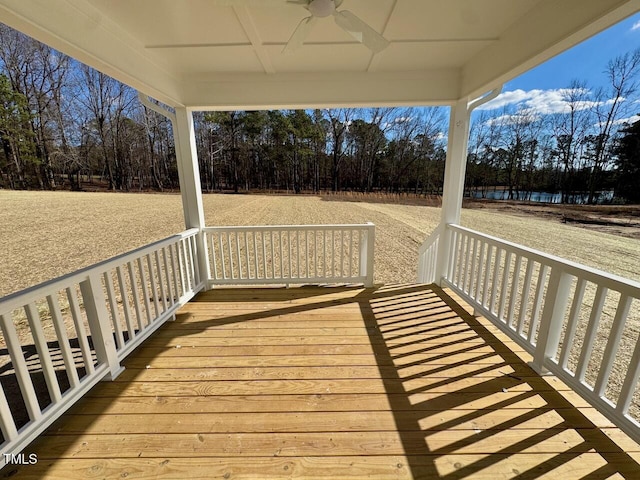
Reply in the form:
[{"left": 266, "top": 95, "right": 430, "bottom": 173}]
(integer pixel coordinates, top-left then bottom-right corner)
[
  {"left": 418, "top": 224, "right": 443, "bottom": 255},
  {"left": 0, "top": 228, "right": 199, "bottom": 313},
  {"left": 447, "top": 223, "right": 640, "bottom": 292},
  {"left": 204, "top": 223, "right": 375, "bottom": 232}
]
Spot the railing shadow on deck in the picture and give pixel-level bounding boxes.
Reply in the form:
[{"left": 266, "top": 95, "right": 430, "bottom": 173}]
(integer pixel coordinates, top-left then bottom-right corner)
[
  {"left": 7, "top": 283, "right": 640, "bottom": 479},
  {"left": 356, "top": 283, "right": 640, "bottom": 479}
]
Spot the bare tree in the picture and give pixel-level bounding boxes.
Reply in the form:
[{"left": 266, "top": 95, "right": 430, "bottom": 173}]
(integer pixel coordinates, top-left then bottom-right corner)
[{"left": 588, "top": 48, "right": 640, "bottom": 203}]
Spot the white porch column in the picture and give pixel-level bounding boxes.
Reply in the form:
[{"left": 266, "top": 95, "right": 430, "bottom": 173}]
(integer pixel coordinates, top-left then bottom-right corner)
[
  {"left": 173, "top": 107, "right": 209, "bottom": 286},
  {"left": 434, "top": 98, "right": 470, "bottom": 284},
  {"left": 174, "top": 107, "right": 205, "bottom": 230}
]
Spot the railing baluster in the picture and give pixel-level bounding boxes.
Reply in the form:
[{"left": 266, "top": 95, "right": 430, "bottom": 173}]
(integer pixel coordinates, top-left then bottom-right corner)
[
  {"left": 225, "top": 232, "right": 234, "bottom": 279},
  {"left": 47, "top": 293, "right": 80, "bottom": 388},
  {"left": 103, "top": 271, "right": 125, "bottom": 350},
  {"left": 313, "top": 231, "right": 317, "bottom": 279},
  {"left": 351, "top": 229, "right": 357, "bottom": 279},
  {"left": 331, "top": 229, "right": 336, "bottom": 278},
  {"left": 462, "top": 236, "right": 472, "bottom": 292},
  {"left": 147, "top": 254, "right": 160, "bottom": 318},
  {"left": 474, "top": 242, "right": 486, "bottom": 303},
  {"left": 219, "top": 235, "right": 227, "bottom": 281},
  {"left": 304, "top": 229, "right": 311, "bottom": 278},
  {"left": 67, "top": 286, "right": 94, "bottom": 374},
  {"left": 618, "top": 330, "right": 640, "bottom": 415},
  {"left": 209, "top": 233, "right": 218, "bottom": 281},
  {"left": 235, "top": 232, "right": 242, "bottom": 279},
  {"left": 0, "top": 313, "right": 42, "bottom": 421},
  {"left": 558, "top": 278, "right": 586, "bottom": 370},
  {"left": 490, "top": 247, "right": 502, "bottom": 314},
  {"left": 157, "top": 249, "right": 168, "bottom": 310},
  {"left": 594, "top": 295, "right": 632, "bottom": 398},
  {"left": 517, "top": 259, "right": 534, "bottom": 336},
  {"left": 468, "top": 237, "right": 478, "bottom": 297},
  {"left": 279, "top": 231, "right": 284, "bottom": 279},
  {"left": 128, "top": 261, "right": 144, "bottom": 329},
  {"left": 576, "top": 285, "right": 608, "bottom": 383},
  {"left": 0, "top": 381, "right": 18, "bottom": 441},
  {"left": 498, "top": 251, "right": 513, "bottom": 322},
  {"left": 116, "top": 265, "right": 135, "bottom": 340},
  {"left": 262, "top": 232, "right": 267, "bottom": 279},
  {"left": 453, "top": 232, "right": 465, "bottom": 290},
  {"left": 322, "top": 230, "right": 327, "bottom": 277},
  {"left": 169, "top": 243, "right": 180, "bottom": 300},
  {"left": 448, "top": 230, "right": 460, "bottom": 283},
  {"left": 507, "top": 255, "right": 522, "bottom": 328},
  {"left": 190, "top": 235, "right": 200, "bottom": 286},
  {"left": 481, "top": 244, "right": 493, "bottom": 308},
  {"left": 528, "top": 264, "right": 549, "bottom": 344},
  {"left": 270, "top": 231, "right": 275, "bottom": 279},
  {"left": 288, "top": 230, "right": 293, "bottom": 279},
  {"left": 161, "top": 248, "right": 174, "bottom": 308},
  {"left": 243, "top": 232, "right": 249, "bottom": 280},
  {"left": 24, "top": 302, "right": 62, "bottom": 402},
  {"left": 296, "top": 230, "right": 302, "bottom": 278},
  {"left": 253, "top": 231, "right": 259, "bottom": 279},
  {"left": 339, "top": 230, "right": 344, "bottom": 277},
  {"left": 138, "top": 257, "right": 152, "bottom": 327}
]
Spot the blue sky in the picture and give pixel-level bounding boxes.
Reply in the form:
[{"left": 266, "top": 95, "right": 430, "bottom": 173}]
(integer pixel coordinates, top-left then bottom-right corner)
[
  {"left": 506, "top": 12, "right": 640, "bottom": 91},
  {"left": 476, "top": 11, "right": 640, "bottom": 120}
]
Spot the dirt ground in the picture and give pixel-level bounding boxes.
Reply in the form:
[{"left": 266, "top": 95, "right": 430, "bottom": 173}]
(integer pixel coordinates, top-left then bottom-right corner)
[
  {"left": 466, "top": 199, "right": 640, "bottom": 240},
  {"left": 1, "top": 190, "right": 638, "bottom": 297}
]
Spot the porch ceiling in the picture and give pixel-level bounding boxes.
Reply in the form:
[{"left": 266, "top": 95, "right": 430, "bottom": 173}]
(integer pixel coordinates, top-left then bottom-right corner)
[{"left": 0, "top": 0, "right": 638, "bottom": 109}]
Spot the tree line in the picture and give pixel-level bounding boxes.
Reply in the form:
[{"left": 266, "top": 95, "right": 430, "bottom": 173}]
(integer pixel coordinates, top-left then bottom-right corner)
[{"left": 0, "top": 23, "right": 639, "bottom": 203}]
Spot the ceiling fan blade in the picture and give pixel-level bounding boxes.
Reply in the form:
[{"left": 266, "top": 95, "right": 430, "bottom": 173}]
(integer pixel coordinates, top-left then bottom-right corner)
[
  {"left": 211, "top": 0, "right": 305, "bottom": 6},
  {"left": 334, "top": 10, "right": 389, "bottom": 53},
  {"left": 283, "top": 16, "right": 318, "bottom": 54},
  {"left": 333, "top": 10, "right": 362, "bottom": 42}
]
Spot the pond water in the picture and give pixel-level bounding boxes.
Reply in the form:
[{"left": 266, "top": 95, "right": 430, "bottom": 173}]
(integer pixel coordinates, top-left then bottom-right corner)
[{"left": 470, "top": 189, "right": 614, "bottom": 204}]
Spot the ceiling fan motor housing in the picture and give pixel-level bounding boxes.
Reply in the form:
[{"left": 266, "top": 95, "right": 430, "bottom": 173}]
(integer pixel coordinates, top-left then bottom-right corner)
[{"left": 308, "top": 0, "right": 336, "bottom": 17}]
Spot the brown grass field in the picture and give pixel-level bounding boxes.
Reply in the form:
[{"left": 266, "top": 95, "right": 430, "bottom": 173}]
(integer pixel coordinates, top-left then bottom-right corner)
[{"left": 1, "top": 190, "right": 638, "bottom": 297}]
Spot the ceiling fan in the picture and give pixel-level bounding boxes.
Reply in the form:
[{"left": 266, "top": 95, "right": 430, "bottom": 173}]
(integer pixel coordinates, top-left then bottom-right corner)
[
  {"left": 282, "top": 0, "right": 389, "bottom": 54},
  {"left": 214, "top": 0, "right": 390, "bottom": 54}
]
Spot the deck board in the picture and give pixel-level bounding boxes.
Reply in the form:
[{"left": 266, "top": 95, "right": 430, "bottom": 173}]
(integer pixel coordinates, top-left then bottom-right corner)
[{"left": 5, "top": 283, "right": 640, "bottom": 479}]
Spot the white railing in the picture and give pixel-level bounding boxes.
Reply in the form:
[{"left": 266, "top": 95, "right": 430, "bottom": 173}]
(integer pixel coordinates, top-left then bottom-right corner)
[
  {"left": 0, "top": 229, "right": 202, "bottom": 467},
  {"left": 204, "top": 223, "right": 375, "bottom": 287},
  {"left": 417, "top": 225, "right": 442, "bottom": 284},
  {"left": 422, "top": 223, "right": 640, "bottom": 443}
]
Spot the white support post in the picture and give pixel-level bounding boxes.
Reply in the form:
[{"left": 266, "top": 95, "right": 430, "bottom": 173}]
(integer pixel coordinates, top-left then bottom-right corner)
[
  {"left": 173, "top": 107, "right": 210, "bottom": 288},
  {"left": 80, "top": 274, "right": 124, "bottom": 381},
  {"left": 531, "top": 268, "right": 572, "bottom": 374},
  {"left": 360, "top": 223, "right": 375, "bottom": 288},
  {"left": 432, "top": 87, "right": 502, "bottom": 286},
  {"left": 434, "top": 99, "right": 470, "bottom": 284}
]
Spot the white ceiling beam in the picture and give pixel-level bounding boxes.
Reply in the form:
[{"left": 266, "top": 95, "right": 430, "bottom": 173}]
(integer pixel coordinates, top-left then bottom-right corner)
[
  {"left": 180, "top": 70, "right": 460, "bottom": 110},
  {"left": 232, "top": 6, "right": 275, "bottom": 74},
  {"left": 461, "top": 0, "right": 640, "bottom": 99},
  {"left": 0, "top": 0, "right": 182, "bottom": 106},
  {"left": 366, "top": 0, "right": 397, "bottom": 72}
]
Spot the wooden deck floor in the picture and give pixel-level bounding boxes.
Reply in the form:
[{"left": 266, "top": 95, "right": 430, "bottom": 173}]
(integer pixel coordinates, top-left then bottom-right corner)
[{"left": 5, "top": 284, "right": 640, "bottom": 479}]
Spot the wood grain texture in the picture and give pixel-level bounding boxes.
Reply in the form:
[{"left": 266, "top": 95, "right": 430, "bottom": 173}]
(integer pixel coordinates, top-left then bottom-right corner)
[{"left": 7, "top": 284, "right": 639, "bottom": 479}]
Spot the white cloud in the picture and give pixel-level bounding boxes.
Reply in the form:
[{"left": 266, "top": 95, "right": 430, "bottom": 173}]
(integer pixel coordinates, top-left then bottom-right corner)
[
  {"left": 485, "top": 112, "right": 541, "bottom": 126},
  {"left": 477, "top": 88, "right": 620, "bottom": 116},
  {"left": 632, "top": 20, "right": 640, "bottom": 31},
  {"left": 614, "top": 114, "right": 640, "bottom": 126}
]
